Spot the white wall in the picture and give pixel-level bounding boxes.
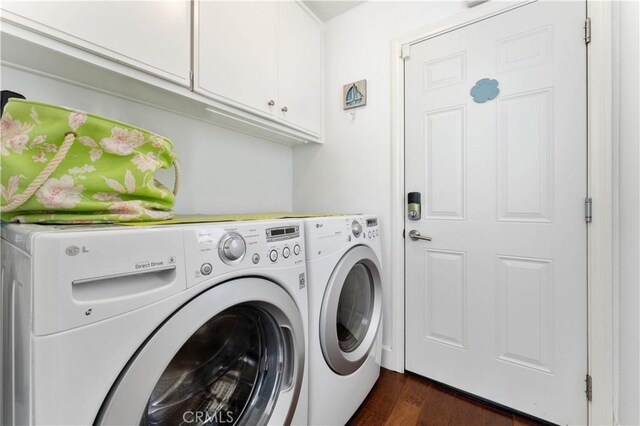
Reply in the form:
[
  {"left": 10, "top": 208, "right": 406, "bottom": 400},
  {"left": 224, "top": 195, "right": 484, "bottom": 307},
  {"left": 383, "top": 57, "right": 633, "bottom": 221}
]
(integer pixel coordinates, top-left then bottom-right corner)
[
  {"left": 614, "top": 1, "right": 640, "bottom": 424},
  {"left": 0, "top": 65, "right": 293, "bottom": 214},
  {"left": 292, "top": 1, "right": 466, "bottom": 368}
]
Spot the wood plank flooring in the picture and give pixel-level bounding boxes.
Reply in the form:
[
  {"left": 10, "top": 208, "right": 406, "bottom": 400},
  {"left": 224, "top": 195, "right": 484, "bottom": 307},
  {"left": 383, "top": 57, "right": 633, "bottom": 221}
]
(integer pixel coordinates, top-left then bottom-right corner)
[{"left": 347, "top": 369, "right": 546, "bottom": 426}]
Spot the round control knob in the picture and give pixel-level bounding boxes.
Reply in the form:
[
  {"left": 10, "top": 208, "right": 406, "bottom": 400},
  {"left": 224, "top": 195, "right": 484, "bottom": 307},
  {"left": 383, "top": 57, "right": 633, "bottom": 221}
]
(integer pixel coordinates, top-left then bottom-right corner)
[
  {"left": 283, "top": 247, "right": 291, "bottom": 258},
  {"left": 200, "top": 263, "right": 213, "bottom": 275},
  {"left": 218, "top": 232, "right": 246, "bottom": 265},
  {"left": 351, "top": 220, "right": 362, "bottom": 238},
  {"left": 293, "top": 244, "right": 301, "bottom": 255},
  {"left": 269, "top": 249, "right": 278, "bottom": 262}
]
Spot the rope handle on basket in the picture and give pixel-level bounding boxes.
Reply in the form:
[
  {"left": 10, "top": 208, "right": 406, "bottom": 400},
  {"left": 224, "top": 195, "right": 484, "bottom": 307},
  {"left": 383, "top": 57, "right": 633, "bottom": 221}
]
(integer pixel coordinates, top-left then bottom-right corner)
[
  {"left": 2, "top": 132, "right": 76, "bottom": 212},
  {"left": 2, "top": 132, "right": 181, "bottom": 213},
  {"left": 171, "top": 158, "right": 180, "bottom": 196}
]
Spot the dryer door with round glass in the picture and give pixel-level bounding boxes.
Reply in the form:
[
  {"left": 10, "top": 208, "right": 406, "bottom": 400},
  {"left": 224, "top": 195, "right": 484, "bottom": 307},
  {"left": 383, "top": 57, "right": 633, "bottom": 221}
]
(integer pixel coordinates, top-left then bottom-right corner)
[
  {"left": 96, "top": 278, "right": 304, "bottom": 426},
  {"left": 320, "top": 245, "right": 382, "bottom": 375}
]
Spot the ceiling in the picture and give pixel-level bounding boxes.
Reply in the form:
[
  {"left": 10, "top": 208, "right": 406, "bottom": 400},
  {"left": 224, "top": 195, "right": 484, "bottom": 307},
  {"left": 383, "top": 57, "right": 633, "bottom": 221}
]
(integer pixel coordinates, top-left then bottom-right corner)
[{"left": 302, "top": 1, "right": 367, "bottom": 22}]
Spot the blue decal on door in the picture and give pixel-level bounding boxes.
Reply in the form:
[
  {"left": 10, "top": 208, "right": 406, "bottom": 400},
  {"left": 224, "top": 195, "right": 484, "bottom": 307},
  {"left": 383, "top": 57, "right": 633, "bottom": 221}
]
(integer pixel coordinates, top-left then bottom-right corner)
[{"left": 470, "top": 78, "right": 500, "bottom": 103}]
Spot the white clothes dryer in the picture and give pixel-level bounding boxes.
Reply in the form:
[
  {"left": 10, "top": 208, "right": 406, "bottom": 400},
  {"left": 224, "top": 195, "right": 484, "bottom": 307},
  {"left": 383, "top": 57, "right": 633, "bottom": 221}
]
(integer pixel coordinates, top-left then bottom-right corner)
[
  {"left": 303, "top": 216, "right": 383, "bottom": 425},
  {"left": 1, "top": 219, "right": 308, "bottom": 425}
]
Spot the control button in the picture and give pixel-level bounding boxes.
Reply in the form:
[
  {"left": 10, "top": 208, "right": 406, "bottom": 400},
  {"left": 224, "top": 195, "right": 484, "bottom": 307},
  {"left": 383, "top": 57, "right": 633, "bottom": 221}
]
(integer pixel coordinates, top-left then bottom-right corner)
[
  {"left": 252, "top": 253, "right": 260, "bottom": 264},
  {"left": 269, "top": 249, "right": 278, "bottom": 262},
  {"left": 368, "top": 231, "right": 372, "bottom": 238},
  {"left": 218, "top": 232, "right": 246, "bottom": 265},
  {"left": 351, "top": 220, "right": 362, "bottom": 238},
  {"left": 283, "top": 247, "right": 291, "bottom": 258},
  {"left": 200, "top": 263, "right": 213, "bottom": 275},
  {"left": 376, "top": 230, "right": 379, "bottom": 237},
  {"left": 293, "top": 244, "right": 301, "bottom": 255}
]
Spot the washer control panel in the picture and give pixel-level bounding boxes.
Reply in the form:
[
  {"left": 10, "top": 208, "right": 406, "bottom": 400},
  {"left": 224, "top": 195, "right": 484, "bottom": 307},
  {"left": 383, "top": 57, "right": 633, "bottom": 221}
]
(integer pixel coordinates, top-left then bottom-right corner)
[
  {"left": 303, "top": 215, "right": 380, "bottom": 261},
  {"left": 347, "top": 217, "right": 379, "bottom": 242},
  {"left": 183, "top": 221, "right": 305, "bottom": 288}
]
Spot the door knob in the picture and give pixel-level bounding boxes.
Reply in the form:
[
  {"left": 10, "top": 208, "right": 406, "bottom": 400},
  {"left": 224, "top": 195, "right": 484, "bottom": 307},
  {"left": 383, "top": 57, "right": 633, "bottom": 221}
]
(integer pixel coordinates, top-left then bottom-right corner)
[{"left": 408, "top": 230, "right": 432, "bottom": 242}]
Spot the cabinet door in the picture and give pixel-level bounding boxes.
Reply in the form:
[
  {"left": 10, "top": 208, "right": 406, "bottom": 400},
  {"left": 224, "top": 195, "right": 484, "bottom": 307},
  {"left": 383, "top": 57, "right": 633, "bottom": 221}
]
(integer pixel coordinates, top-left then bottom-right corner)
[
  {"left": 195, "top": 1, "right": 278, "bottom": 116},
  {"left": 277, "top": 2, "right": 322, "bottom": 135},
  {"left": 1, "top": 1, "right": 191, "bottom": 85}
]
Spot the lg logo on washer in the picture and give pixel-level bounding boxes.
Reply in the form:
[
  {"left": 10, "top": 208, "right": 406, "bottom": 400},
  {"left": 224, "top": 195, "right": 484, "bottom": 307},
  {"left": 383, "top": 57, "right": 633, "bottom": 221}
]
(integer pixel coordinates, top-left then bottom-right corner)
[{"left": 65, "top": 245, "right": 89, "bottom": 256}]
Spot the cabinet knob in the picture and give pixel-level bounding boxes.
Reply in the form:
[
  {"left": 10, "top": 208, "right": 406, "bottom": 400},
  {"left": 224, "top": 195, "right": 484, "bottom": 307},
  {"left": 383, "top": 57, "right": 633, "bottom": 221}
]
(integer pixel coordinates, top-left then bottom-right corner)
[
  {"left": 268, "top": 100, "right": 275, "bottom": 107},
  {"left": 281, "top": 106, "right": 288, "bottom": 113}
]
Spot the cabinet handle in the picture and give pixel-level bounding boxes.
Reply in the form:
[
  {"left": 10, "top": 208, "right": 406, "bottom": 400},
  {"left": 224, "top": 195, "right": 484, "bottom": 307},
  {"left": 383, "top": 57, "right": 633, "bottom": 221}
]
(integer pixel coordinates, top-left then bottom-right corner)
[
  {"left": 281, "top": 106, "right": 288, "bottom": 113},
  {"left": 268, "top": 100, "right": 275, "bottom": 107}
]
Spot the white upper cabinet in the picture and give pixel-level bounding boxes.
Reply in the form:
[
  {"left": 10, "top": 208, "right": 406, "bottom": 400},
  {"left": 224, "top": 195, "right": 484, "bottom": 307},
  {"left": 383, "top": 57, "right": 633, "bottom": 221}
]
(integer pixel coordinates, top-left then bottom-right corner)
[
  {"left": 195, "top": 0, "right": 322, "bottom": 136},
  {"left": 1, "top": 0, "right": 322, "bottom": 143},
  {"left": 278, "top": 2, "right": 322, "bottom": 135},
  {"left": 0, "top": 1, "right": 191, "bottom": 86},
  {"left": 195, "top": 1, "right": 278, "bottom": 117}
]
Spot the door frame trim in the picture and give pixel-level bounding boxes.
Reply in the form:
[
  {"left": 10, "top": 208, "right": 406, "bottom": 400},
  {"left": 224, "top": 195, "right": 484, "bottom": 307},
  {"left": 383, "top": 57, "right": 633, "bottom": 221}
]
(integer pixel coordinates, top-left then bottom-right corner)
[{"left": 389, "top": 1, "right": 614, "bottom": 424}]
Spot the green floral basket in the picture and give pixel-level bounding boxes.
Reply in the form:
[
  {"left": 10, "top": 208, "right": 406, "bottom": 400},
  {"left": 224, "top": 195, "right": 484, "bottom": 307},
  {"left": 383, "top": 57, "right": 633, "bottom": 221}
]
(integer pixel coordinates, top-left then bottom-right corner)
[{"left": 0, "top": 99, "right": 179, "bottom": 223}]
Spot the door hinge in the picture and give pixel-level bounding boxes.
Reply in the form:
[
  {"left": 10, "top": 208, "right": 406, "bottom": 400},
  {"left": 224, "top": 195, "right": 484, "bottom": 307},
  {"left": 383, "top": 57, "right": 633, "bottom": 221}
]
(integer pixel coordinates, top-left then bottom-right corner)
[
  {"left": 189, "top": 70, "right": 194, "bottom": 90},
  {"left": 400, "top": 44, "right": 411, "bottom": 60},
  {"left": 585, "top": 374, "right": 593, "bottom": 401},
  {"left": 584, "top": 17, "right": 592, "bottom": 45},
  {"left": 585, "top": 197, "right": 593, "bottom": 223}
]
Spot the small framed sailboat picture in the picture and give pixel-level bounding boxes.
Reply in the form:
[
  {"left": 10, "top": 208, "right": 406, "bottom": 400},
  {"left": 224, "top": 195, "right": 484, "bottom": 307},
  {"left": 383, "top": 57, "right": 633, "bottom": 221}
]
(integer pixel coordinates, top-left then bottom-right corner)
[{"left": 343, "top": 80, "right": 367, "bottom": 110}]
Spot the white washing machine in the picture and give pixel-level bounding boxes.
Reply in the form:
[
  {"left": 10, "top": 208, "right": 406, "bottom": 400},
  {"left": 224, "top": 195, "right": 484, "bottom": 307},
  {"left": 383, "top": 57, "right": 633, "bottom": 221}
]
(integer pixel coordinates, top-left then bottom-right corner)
[
  {"left": 1, "top": 219, "right": 308, "bottom": 425},
  {"left": 304, "top": 215, "right": 383, "bottom": 425}
]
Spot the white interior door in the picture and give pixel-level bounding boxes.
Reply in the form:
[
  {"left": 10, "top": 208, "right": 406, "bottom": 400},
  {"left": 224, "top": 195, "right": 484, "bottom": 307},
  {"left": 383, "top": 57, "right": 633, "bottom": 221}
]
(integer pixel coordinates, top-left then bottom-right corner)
[{"left": 404, "top": 2, "right": 587, "bottom": 424}]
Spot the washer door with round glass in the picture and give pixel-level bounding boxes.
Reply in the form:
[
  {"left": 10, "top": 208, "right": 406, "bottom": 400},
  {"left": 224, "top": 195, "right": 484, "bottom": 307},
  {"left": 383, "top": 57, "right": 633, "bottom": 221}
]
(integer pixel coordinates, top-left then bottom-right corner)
[
  {"left": 320, "top": 245, "right": 382, "bottom": 375},
  {"left": 96, "top": 278, "right": 304, "bottom": 426}
]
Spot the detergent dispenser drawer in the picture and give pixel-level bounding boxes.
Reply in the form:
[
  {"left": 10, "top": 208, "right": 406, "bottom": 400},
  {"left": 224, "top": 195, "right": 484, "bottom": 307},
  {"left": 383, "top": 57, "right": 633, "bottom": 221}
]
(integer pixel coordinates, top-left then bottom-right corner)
[{"left": 32, "top": 228, "right": 186, "bottom": 335}]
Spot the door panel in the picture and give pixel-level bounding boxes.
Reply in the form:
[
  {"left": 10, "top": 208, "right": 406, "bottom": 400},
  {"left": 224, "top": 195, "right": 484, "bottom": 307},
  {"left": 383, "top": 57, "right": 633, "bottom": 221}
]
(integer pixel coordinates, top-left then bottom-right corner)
[
  {"left": 423, "top": 106, "right": 466, "bottom": 220},
  {"left": 423, "top": 249, "right": 467, "bottom": 349},
  {"left": 1, "top": 1, "right": 191, "bottom": 85},
  {"left": 404, "top": 2, "right": 587, "bottom": 424},
  {"left": 277, "top": 1, "right": 322, "bottom": 135},
  {"left": 195, "top": 1, "right": 278, "bottom": 115}
]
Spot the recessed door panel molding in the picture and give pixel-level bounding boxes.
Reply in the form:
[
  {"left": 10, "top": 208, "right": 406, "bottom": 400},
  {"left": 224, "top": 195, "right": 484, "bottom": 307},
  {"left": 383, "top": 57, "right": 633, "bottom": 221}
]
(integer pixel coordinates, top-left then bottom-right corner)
[
  {"left": 497, "top": 89, "right": 554, "bottom": 222},
  {"left": 423, "top": 106, "right": 466, "bottom": 220},
  {"left": 423, "top": 249, "right": 467, "bottom": 349},
  {"left": 497, "top": 26, "right": 554, "bottom": 73},
  {"left": 495, "top": 255, "right": 553, "bottom": 373},
  {"left": 423, "top": 51, "right": 467, "bottom": 91}
]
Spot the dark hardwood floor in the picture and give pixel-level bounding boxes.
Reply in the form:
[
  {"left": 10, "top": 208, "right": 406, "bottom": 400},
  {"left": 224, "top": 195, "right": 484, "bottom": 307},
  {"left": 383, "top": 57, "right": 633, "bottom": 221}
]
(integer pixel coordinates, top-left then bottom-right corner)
[{"left": 347, "top": 369, "right": 545, "bottom": 426}]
